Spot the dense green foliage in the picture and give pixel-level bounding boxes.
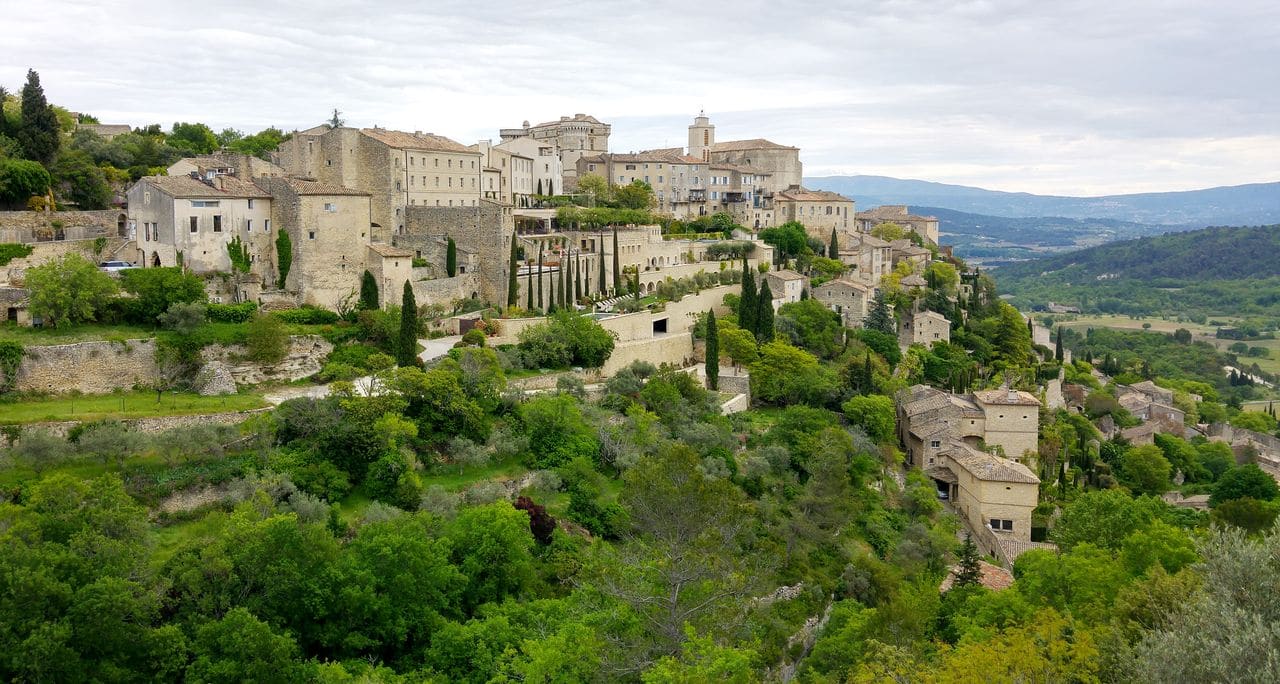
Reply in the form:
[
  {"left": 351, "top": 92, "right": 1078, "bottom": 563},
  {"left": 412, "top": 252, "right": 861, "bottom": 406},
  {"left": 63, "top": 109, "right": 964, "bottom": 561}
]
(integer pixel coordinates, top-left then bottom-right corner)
[{"left": 999, "top": 224, "right": 1280, "bottom": 317}]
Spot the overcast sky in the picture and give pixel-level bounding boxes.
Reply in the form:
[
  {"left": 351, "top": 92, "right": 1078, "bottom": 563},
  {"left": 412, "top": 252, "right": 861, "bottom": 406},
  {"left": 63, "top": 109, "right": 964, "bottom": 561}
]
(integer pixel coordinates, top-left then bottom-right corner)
[{"left": 3, "top": 0, "right": 1277, "bottom": 195}]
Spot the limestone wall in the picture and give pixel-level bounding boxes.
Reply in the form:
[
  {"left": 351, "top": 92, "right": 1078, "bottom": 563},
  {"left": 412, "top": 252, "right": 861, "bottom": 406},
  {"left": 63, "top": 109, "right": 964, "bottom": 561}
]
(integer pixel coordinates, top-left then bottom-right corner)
[
  {"left": 601, "top": 333, "right": 695, "bottom": 375},
  {"left": 0, "top": 210, "right": 125, "bottom": 243},
  {"left": 2, "top": 408, "right": 270, "bottom": 445},
  {"left": 16, "top": 339, "right": 160, "bottom": 394},
  {"left": 13, "top": 335, "right": 330, "bottom": 395},
  {"left": 412, "top": 272, "right": 481, "bottom": 307},
  {"left": 200, "top": 335, "right": 333, "bottom": 386}
]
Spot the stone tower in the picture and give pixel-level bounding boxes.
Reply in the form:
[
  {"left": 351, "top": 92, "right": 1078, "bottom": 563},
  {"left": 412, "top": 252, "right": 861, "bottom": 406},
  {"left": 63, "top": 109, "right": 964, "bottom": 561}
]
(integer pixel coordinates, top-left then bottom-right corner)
[{"left": 687, "top": 111, "right": 715, "bottom": 162}]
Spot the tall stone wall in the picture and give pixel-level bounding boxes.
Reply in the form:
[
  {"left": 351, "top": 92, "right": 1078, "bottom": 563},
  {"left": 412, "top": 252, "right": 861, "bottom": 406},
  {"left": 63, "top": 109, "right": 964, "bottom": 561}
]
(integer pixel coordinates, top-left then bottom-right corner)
[
  {"left": 0, "top": 210, "right": 126, "bottom": 243},
  {"left": 411, "top": 272, "right": 481, "bottom": 307},
  {"left": 4, "top": 237, "right": 131, "bottom": 285},
  {"left": 402, "top": 202, "right": 512, "bottom": 304}
]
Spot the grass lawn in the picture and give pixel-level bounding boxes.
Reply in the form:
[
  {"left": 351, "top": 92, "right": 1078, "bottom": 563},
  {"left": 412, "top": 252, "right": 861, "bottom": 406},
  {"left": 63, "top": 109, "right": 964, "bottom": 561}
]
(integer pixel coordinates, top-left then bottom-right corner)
[
  {"left": 0, "top": 390, "right": 267, "bottom": 425},
  {"left": 0, "top": 322, "right": 155, "bottom": 345},
  {"left": 420, "top": 456, "right": 529, "bottom": 492},
  {"left": 151, "top": 510, "right": 230, "bottom": 566}
]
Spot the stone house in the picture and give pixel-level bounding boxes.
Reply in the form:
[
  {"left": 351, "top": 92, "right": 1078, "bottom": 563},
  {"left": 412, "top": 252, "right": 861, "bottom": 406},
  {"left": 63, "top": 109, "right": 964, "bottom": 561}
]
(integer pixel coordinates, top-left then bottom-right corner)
[
  {"left": 254, "top": 177, "right": 374, "bottom": 309},
  {"left": 577, "top": 151, "right": 716, "bottom": 220},
  {"left": 855, "top": 205, "right": 940, "bottom": 246},
  {"left": 168, "top": 154, "right": 287, "bottom": 180},
  {"left": 895, "top": 384, "right": 1041, "bottom": 545},
  {"left": 0, "top": 286, "right": 30, "bottom": 326},
  {"left": 773, "top": 187, "right": 854, "bottom": 241},
  {"left": 813, "top": 278, "right": 872, "bottom": 327},
  {"left": 899, "top": 309, "right": 951, "bottom": 349},
  {"left": 763, "top": 269, "right": 808, "bottom": 309},
  {"left": 472, "top": 141, "right": 534, "bottom": 207},
  {"left": 838, "top": 232, "right": 892, "bottom": 287},
  {"left": 366, "top": 243, "right": 415, "bottom": 307},
  {"left": 889, "top": 239, "right": 931, "bottom": 268},
  {"left": 128, "top": 174, "right": 273, "bottom": 272},
  {"left": 275, "top": 125, "right": 483, "bottom": 239}
]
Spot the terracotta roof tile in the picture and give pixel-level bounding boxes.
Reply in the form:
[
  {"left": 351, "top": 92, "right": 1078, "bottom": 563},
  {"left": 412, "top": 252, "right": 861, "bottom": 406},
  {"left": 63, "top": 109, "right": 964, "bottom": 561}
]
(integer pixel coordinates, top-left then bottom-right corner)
[
  {"left": 710, "top": 138, "right": 797, "bottom": 152},
  {"left": 142, "top": 174, "right": 270, "bottom": 199},
  {"left": 361, "top": 128, "right": 474, "bottom": 153}
]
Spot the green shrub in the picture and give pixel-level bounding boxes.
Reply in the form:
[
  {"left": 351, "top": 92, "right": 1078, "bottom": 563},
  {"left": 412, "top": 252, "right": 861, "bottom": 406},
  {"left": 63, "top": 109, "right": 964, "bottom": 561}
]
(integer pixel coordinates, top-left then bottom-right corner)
[
  {"left": 0, "top": 243, "right": 34, "bottom": 266},
  {"left": 206, "top": 301, "right": 258, "bottom": 323},
  {"left": 244, "top": 312, "right": 289, "bottom": 364},
  {"left": 273, "top": 306, "right": 340, "bottom": 325}
]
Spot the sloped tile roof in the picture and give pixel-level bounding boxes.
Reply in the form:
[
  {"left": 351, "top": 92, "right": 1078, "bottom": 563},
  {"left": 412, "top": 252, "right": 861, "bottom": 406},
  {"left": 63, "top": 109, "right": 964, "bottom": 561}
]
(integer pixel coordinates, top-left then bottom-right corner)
[
  {"left": 943, "top": 441, "right": 1039, "bottom": 484},
  {"left": 361, "top": 128, "right": 474, "bottom": 153},
  {"left": 775, "top": 187, "right": 852, "bottom": 203},
  {"left": 143, "top": 174, "right": 270, "bottom": 199},
  {"left": 711, "top": 138, "right": 797, "bottom": 152}
]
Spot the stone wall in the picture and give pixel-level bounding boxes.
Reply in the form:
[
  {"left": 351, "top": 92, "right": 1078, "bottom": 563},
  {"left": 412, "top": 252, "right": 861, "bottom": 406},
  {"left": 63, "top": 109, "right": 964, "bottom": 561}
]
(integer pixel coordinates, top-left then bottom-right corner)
[
  {"left": 16, "top": 339, "right": 160, "bottom": 394},
  {"left": 412, "top": 272, "right": 481, "bottom": 308},
  {"left": 601, "top": 333, "right": 695, "bottom": 375},
  {"left": 0, "top": 210, "right": 126, "bottom": 243},
  {"left": 2, "top": 408, "right": 271, "bottom": 445},
  {"left": 402, "top": 202, "right": 513, "bottom": 304},
  {"left": 200, "top": 335, "right": 333, "bottom": 386},
  {"left": 13, "top": 335, "right": 331, "bottom": 395}
]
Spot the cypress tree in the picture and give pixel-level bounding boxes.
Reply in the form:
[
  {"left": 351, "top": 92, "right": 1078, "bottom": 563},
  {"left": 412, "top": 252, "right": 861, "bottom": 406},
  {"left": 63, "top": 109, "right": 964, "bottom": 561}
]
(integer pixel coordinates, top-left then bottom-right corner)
[
  {"left": 537, "top": 245, "right": 544, "bottom": 311},
  {"left": 507, "top": 233, "right": 519, "bottom": 307},
  {"left": 397, "top": 281, "right": 418, "bottom": 367},
  {"left": 705, "top": 309, "right": 720, "bottom": 391},
  {"left": 739, "top": 259, "right": 757, "bottom": 336},
  {"left": 862, "top": 352, "right": 873, "bottom": 395},
  {"left": 574, "top": 253, "right": 582, "bottom": 301},
  {"left": 526, "top": 256, "right": 533, "bottom": 310},
  {"left": 598, "top": 236, "right": 606, "bottom": 295},
  {"left": 612, "top": 226, "right": 622, "bottom": 295},
  {"left": 828, "top": 227, "right": 839, "bottom": 259},
  {"left": 18, "top": 69, "right": 60, "bottom": 165},
  {"left": 954, "top": 534, "right": 982, "bottom": 588},
  {"left": 755, "top": 281, "right": 775, "bottom": 343},
  {"left": 446, "top": 237, "right": 457, "bottom": 277},
  {"left": 633, "top": 269, "right": 641, "bottom": 305},
  {"left": 560, "top": 252, "right": 568, "bottom": 307},
  {"left": 548, "top": 265, "right": 557, "bottom": 313},
  {"left": 359, "top": 270, "right": 379, "bottom": 310},
  {"left": 1054, "top": 327, "right": 1064, "bottom": 362}
]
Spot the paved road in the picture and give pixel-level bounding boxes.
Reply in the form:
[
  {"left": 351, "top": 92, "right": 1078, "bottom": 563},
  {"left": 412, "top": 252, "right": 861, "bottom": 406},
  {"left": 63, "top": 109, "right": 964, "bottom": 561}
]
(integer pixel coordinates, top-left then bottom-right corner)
[{"left": 263, "top": 335, "right": 462, "bottom": 405}]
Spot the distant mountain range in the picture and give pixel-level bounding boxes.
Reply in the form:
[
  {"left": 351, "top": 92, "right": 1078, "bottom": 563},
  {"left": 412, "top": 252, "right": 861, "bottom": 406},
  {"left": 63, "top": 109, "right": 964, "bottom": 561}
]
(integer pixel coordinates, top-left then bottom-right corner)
[{"left": 805, "top": 175, "right": 1280, "bottom": 227}]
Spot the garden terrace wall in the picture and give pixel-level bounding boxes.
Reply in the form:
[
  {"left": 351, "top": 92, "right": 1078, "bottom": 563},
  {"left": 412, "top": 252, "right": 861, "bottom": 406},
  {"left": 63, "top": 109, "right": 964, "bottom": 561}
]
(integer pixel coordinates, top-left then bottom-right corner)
[
  {"left": 0, "top": 408, "right": 271, "bottom": 446},
  {"left": 0, "top": 210, "right": 126, "bottom": 243}
]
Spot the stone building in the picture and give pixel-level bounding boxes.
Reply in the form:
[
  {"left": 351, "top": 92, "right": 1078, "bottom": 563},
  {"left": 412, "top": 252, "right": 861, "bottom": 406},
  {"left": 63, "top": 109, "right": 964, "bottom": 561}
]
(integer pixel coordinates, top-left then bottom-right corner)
[
  {"left": 763, "top": 269, "right": 808, "bottom": 309},
  {"left": 168, "top": 154, "right": 287, "bottom": 180},
  {"left": 472, "top": 141, "right": 534, "bottom": 207},
  {"left": 838, "top": 232, "right": 892, "bottom": 286},
  {"left": 254, "top": 177, "right": 374, "bottom": 309},
  {"left": 899, "top": 309, "right": 951, "bottom": 349},
  {"left": 495, "top": 136, "right": 563, "bottom": 196},
  {"left": 895, "top": 384, "right": 1041, "bottom": 544},
  {"left": 365, "top": 243, "right": 415, "bottom": 307},
  {"left": 499, "top": 114, "right": 611, "bottom": 186},
  {"left": 577, "top": 151, "right": 713, "bottom": 220},
  {"left": 399, "top": 201, "right": 515, "bottom": 304},
  {"left": 274, "top": 125, "right": 482, "bottom": 239},
  {"left": 855, "top": 205, "right": 940, "bottom": 246},
  {"left": 127, "top": 174, "right": 273, "bottom": 272},
  {"left": 774, "top": 187, "right": 854, "bottom": 241},
  {"left": 813, "top": 278, "right": 872, "bottom": 327},
  {"left": 686, "top": 112, "right": 802, "bottom": 193}
]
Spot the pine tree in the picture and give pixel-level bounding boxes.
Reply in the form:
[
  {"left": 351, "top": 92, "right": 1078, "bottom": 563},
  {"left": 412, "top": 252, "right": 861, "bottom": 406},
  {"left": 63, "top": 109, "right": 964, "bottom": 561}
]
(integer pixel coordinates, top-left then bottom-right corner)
[
  {"left": 755, "top": 281, "right": 775, "bottom": 343},
  {"left": 507, "top": 233, "right": 519, "bottom": 307},
  {"left": 739, "top": 260, "right": 757, "bottom": 336},
  {"left": 397, "top": 281, "right": 418, "bottom": 367},
  {"left": 612, "top": 226, "right": 622, "bottom": 295},
  {"left": 359, "top": 270, "right": 379, "bottom": 310},
  {"left": 828, "top": 227, "right": 839, "bottom": 259},
  {"left": 446, "top": 237, "right": 457, "bottom": 277},
  {"left": 705, "top": 309, "right": 719, "bottom": 391},
  {"left": 954, "top": 533, "right": 982, "bottom": 588},
  {"left": 866, "top": 290, "right": 895, "bottom": 335},
  {"left": 18, "top": 69, "right": 60, "bottom": 165},
  {"left": 1055, "top": 327, "right": 1064, "bottom": 362},
  {"left": 537, "top": 245, "right": 544, "bottom": 311}
]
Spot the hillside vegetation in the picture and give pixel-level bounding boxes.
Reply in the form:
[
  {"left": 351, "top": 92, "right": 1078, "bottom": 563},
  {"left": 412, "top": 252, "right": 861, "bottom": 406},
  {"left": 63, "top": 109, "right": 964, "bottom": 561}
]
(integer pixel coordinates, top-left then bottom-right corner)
[{"left": 997, "top": 225, "right": 1280, "bottom": 318}]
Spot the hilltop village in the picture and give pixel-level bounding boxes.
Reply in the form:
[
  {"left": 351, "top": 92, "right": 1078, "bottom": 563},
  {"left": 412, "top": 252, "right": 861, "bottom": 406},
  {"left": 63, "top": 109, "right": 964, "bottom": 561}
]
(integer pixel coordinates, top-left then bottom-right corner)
[{"left": 1, "top": 76, "right": 1277, "bottom": 680}]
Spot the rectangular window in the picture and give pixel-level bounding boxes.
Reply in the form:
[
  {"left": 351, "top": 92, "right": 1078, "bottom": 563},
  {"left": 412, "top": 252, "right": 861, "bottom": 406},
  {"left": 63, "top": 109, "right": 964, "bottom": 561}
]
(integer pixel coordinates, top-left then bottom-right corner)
[
  {"left": 264, "top": 219, "right": 271, "bottom": 232},
  {"left": 324, "top": 202, "right": 336, "bottom": 212},
  {"left": 246, "top": 219, "right": 252, "bottom": 232},
  {"left": 308, "top": 231, "right": 316, "bottom": 240},
  {"left": 247, "top": 199, "right": 254, "bottom": 209},
  {"left": 213, "top": 215, "right": 222, "bottom": 232},
  {"left": 990, "top": 519, "right": 1014, "bottom": 532},
  {"left": 930, "top": 440, "right": 941, "bottom": 448},
  {"left": 189, "top": 216, "right": 198, "bottom": 233}
]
